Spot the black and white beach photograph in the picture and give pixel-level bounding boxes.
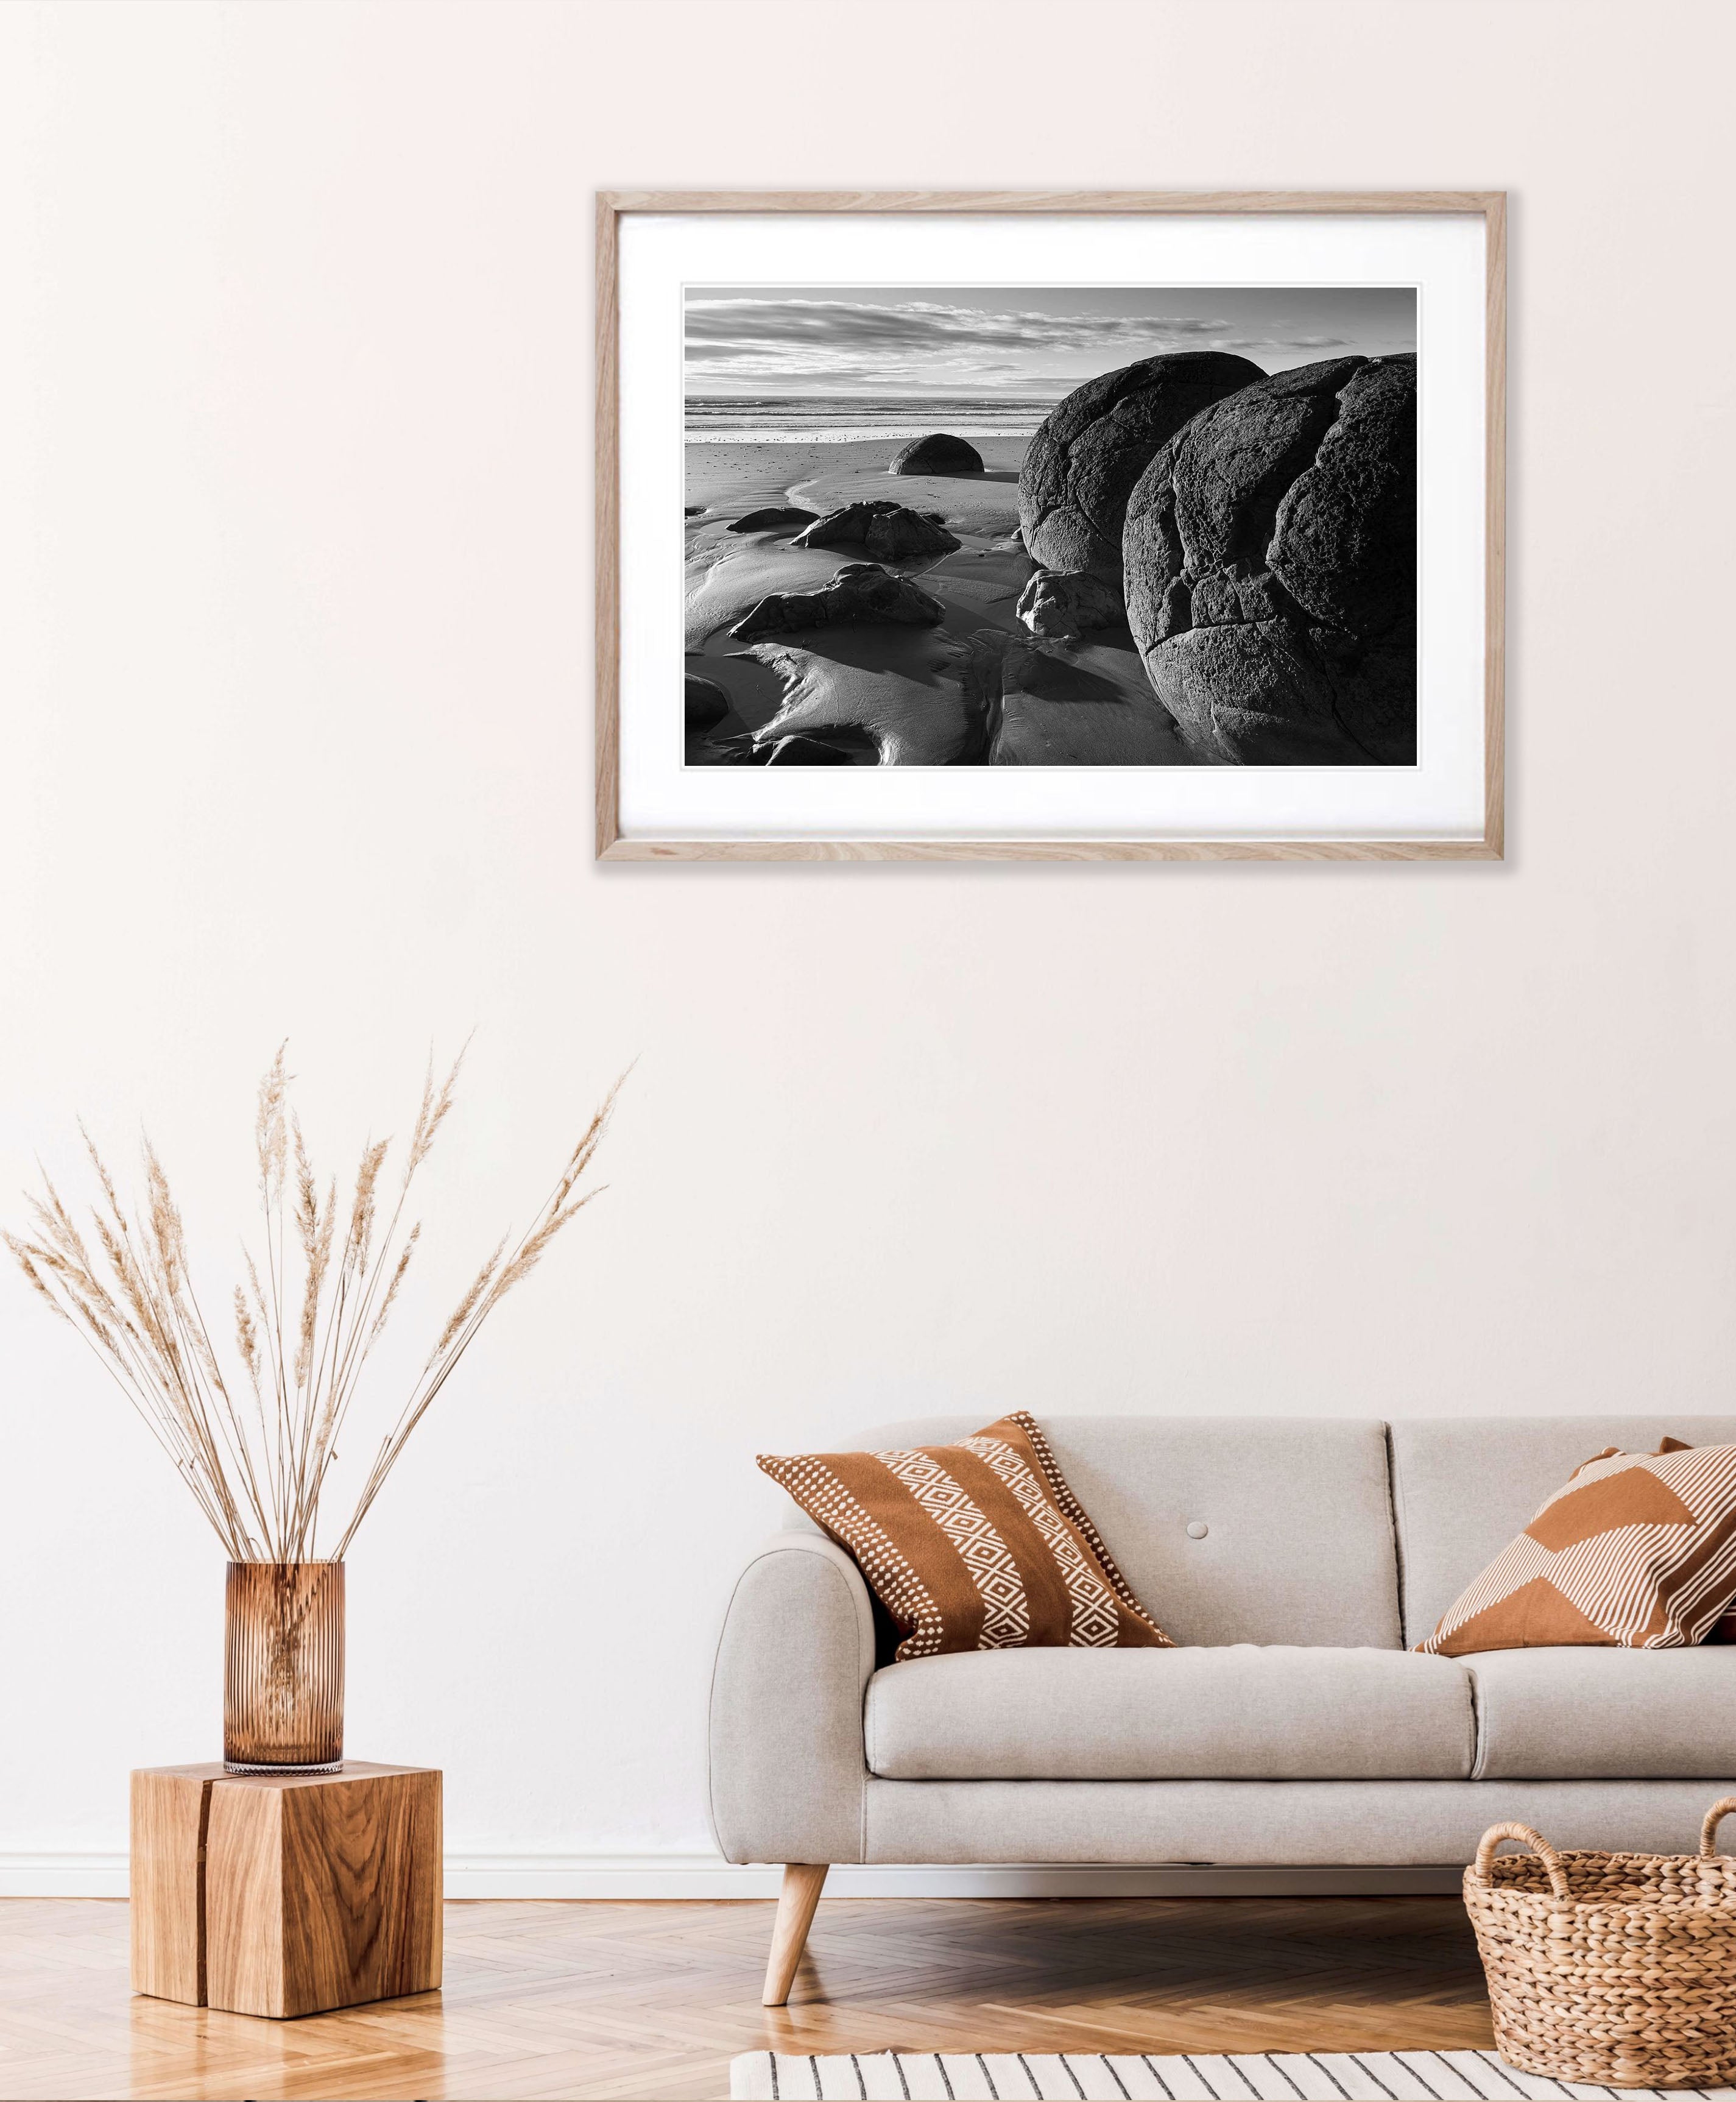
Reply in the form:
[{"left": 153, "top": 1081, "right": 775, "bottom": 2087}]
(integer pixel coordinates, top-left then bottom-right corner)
[{"left": 683, "top": 286, "right": 1418, "bottom": 768}]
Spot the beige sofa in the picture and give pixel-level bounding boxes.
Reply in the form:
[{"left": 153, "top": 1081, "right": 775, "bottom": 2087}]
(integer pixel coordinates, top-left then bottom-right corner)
[{"left": 709, "top": 1414, "right": 1736, "bottom": 2001}]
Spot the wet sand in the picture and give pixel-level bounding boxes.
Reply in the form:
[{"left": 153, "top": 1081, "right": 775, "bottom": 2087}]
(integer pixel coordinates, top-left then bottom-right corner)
[{"left": 683, "top": 436, "right": 1193, "bottom": 766}]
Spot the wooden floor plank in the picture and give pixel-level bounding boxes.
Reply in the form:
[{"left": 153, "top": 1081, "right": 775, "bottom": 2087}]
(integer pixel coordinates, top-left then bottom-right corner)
[{"left": 0, "top": 1893, "right": 1494, "bottom": 2100}]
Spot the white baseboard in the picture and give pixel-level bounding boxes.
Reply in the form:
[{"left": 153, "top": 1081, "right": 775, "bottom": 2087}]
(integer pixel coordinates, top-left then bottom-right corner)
[
  {"left": 0, "top": 1851, "right": 1463, "bottom": 1900},
  {"left": 0, "top": 1854, "right": 133, "bottom": 1898}
]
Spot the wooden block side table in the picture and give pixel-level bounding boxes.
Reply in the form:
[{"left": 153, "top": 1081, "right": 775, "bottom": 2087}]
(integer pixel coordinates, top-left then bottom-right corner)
[{"left": 130, "top": 1761, "right": 442, "bottom": 2019}]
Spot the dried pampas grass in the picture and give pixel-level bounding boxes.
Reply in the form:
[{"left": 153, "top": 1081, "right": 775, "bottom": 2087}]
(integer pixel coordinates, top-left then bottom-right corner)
[{"left": 6, "top": 1046, "right": 619, "bottom": 1561}]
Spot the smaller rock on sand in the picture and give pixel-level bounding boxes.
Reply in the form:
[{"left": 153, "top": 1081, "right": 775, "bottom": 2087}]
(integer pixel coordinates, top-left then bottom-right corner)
[
  {"left": 1016, "top": 569, "right": 1123, "bottom": 639},
  {"left": 794, "top": 501, "right": 960, "bottom": 560},
  {"left": 889, "top": 433, "right": 984, "bottom": 476},
  {"left": 730, "top": 563, "right": 946, "bottom": 642},
  {"left": 685, "top": 674, "right": 732, "bottom": 729},
  {"left": 727, "top": 507, "right": 817, "bottom": 534}
]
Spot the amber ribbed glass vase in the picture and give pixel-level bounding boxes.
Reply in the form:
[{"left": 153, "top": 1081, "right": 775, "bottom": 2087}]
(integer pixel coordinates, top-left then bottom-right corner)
[{"left": 224, "top": 1561, "right": 345, "bottom": 1773}]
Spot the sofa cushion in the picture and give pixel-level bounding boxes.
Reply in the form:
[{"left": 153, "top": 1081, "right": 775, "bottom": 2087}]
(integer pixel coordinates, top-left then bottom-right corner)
[
  {"left": 854, "top": 1416, "right": 1402, "bottom": 1647},
  {"left": 759, "top": 1413, "right": 1172, "bottom": 1660},
  {"left": 1417, "top": 1438, "right": 1736, "bottom": 1655},
  {"left": 861, "top": 1777, "right": 1736, "bottom": 1868},
  {"left": 1389, "top": 1416, "right": 1736, "bottom": 1647},
  {"left": 1469, "top": 1645, "right": 1736, "bottom": 1778},
  {"left": 863, "top": 1646, "right": 1475, "bottom": 1780}
]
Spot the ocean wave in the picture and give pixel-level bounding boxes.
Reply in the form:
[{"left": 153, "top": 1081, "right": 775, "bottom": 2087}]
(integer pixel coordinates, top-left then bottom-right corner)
[
  {"left": 686, "top": 395, "right": 1054, "bottom": 443},
  {"left": 686, "top": 425, "right": 1042, "bottom": 444}
]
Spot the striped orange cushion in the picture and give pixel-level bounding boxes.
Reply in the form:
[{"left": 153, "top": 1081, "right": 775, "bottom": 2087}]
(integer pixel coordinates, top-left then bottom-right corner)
[
  {"left": 758, "top": 1410, "right": 1171, "bottom": 1660},
  {"left": 1647, "top": 1438, "right": 1736, "bottom": 1643},
  {"left": 1417, "top": 1436, "right": 1736, "bottom": 1655}
]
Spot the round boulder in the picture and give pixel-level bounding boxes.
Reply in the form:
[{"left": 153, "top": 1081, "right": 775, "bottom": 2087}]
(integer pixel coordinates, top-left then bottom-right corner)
[
  {"left": 1121, "top": 353, "right": 1417, "bottom": 764},
  {"left": 1018, "top": 352, "right": 1265, "bottom": 581},
  {"left": 889, "top": 433, "right": 984, "bottom": 476}
]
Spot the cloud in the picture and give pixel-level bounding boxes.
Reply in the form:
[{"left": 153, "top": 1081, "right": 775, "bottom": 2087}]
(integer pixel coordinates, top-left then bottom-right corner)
[
  {"left": 685, "top": 298, "right": 1238, "bottom": 357},
  {"left": 1216, "top": 334, "right": 1345, "bottom": 352},
  {"left": 1144, "top": 317, "right": 1244, "bottom": 336},
  {"left": 679, "top": 297, "right": 1396, "bottom": 397},
  {"left": 682, "top": 302, "right": 1360, "bottom": 392}
]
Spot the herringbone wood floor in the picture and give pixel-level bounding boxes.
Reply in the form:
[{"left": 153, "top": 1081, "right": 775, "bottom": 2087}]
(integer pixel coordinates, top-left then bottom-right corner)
[{"left": 0, "top": 1895, "right": 1494, "bottom": 2101}]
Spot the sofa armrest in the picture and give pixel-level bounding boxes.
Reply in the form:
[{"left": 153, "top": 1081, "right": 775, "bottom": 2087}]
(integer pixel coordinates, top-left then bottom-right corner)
[{"left": 708, "top": 1532, "right": 874, "bottom": 1865}]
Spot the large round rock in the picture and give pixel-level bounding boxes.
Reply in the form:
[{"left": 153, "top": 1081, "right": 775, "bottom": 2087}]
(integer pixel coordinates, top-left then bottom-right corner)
[
  {"left": 889, "top": 433, "right": 983, "bottom": 475},
  {"left": 1122, "top": 353, "right": 1417, "bottom": 764},
  {"left": 1018, "top": 352, "right": 1265, "bottom": 579}
]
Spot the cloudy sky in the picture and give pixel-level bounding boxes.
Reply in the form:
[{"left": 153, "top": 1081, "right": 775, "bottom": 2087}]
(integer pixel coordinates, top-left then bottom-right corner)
[{"left": 685, "top": 285, "right": 1417, "bottom": 398}]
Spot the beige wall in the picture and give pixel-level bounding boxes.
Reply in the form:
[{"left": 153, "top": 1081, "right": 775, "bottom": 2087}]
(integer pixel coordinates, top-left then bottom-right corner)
[{"left": 2, "top": 0, "right": 1732, "bottom": 1886}]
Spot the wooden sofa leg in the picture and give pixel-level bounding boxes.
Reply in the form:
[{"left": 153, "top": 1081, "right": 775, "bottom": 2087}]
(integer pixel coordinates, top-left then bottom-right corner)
[{"left": 762, "top": 1863, "right": 829, "bottom": 2006}]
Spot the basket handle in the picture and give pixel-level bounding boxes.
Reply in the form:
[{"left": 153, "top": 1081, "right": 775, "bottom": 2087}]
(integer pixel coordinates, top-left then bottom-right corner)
[
  {"left": 1473, "top": 1822, "right": 1572, "bottom": 1903},
  {"left": 1699, "top": 1797, "right": 1736, "bottom": 1858}
]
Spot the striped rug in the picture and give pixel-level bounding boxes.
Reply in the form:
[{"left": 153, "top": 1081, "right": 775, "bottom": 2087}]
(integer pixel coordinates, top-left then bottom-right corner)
[{"left": 729, "top": 2049, "right": 1736, "bottom": 2100}]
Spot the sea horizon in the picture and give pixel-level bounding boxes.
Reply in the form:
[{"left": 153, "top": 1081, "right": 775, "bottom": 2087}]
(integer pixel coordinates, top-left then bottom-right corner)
[{"left": 685, "top": 393, "right": 1059, "bottom": 444}]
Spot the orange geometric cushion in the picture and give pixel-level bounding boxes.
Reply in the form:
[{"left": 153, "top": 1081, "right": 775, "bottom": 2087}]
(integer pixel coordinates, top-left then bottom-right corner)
[
  {"left": 1646, "top": 1437, "right": 1736, "bottom": 1643},
  {"left": 758, "top": 1410, "right": 1173, "bottom": 1661},
  {"left": 1416, "top": 1437, "right": 1736, "bottom": 1655}
]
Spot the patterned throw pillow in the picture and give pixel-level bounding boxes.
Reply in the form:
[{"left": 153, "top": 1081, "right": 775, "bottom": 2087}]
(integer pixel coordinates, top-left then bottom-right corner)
[
  {"left": 1645, "top": 1438, "right": 1736, "bottom": 1643},
  {"left": 758, "top": 1410, "right": 1172, "bottom": 1660},
  {"left": 1416, "top": 1437, "right": 1736, "bottom": 1655}
]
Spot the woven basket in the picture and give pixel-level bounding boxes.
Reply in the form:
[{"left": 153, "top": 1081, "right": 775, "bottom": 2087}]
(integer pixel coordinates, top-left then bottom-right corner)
[{"left": 1465, "top": 1797, "right": 1736, "bottom": 2089}]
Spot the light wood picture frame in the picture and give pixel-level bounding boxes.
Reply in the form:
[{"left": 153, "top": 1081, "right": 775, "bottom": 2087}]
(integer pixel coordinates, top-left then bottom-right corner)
[{"left": 597, "top": 191, "right": 1505, "bottom": 862}]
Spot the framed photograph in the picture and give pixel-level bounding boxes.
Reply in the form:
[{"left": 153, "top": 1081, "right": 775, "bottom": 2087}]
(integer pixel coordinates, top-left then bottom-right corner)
[{"left": 596, "top": 191, "right": 1505, "bottom": 862}]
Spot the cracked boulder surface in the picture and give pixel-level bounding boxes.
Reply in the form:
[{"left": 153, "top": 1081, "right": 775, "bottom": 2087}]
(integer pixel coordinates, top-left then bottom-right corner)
[
  {"left": 889, "top": 432, "right": 984, "bottom": 475},
  {"left": 1122, "top": 353, "right": 1417, "bottom": 764},
  {"left": 792, "top": 501, "right": 961, "bottom": 560},
  {"left": 1018, "top": 352, "right": 1266, "bottom": 581},
  {"left": 729, "top": 563, "right": 947, "bottom": 643}
]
